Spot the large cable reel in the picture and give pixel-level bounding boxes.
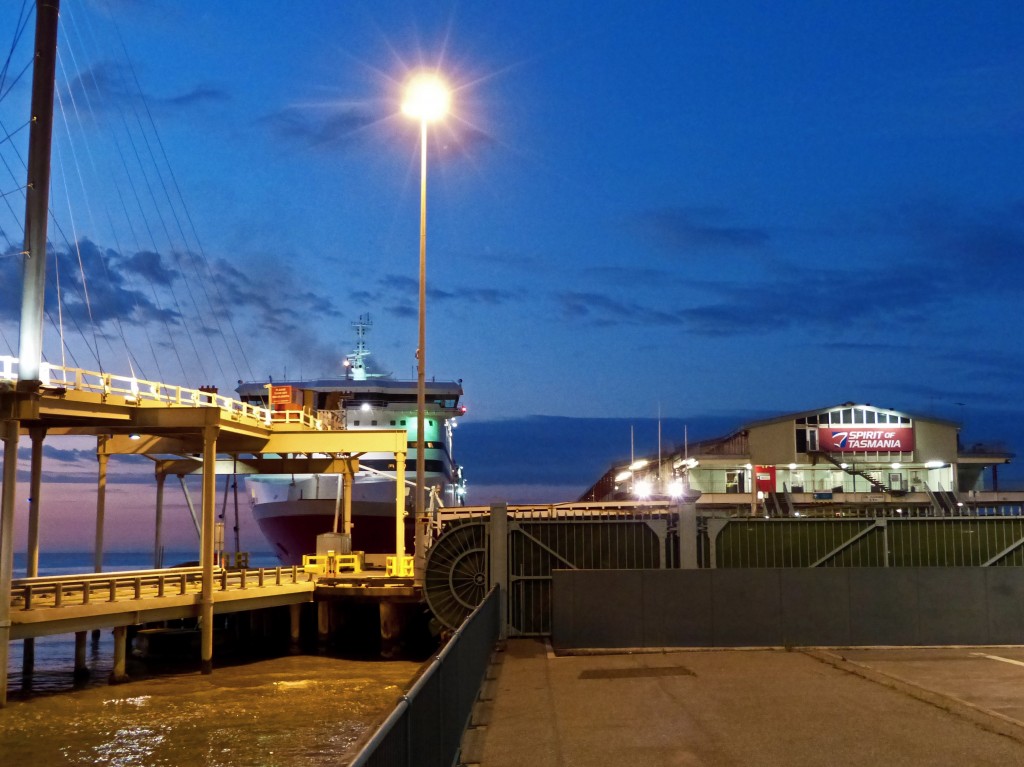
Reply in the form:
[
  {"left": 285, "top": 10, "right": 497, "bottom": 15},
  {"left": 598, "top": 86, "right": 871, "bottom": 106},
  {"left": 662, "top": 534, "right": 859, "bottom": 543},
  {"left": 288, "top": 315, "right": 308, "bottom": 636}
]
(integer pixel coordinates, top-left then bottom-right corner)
[{"left": 423, "top": 519, "right": 489, "bottom": 629}]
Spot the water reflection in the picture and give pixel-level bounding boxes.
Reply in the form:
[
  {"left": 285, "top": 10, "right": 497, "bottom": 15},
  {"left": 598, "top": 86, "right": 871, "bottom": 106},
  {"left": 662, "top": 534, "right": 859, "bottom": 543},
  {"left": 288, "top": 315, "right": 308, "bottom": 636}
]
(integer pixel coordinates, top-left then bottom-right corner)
[{"left": 0, "top": 656, "right": 419, "bottom": 765}]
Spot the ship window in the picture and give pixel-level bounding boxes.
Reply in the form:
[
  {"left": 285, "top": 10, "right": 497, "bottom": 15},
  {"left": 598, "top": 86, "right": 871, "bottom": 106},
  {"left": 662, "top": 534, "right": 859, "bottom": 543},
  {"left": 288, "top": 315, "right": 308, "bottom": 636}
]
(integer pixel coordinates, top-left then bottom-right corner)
[
  {"left": 400, "top": 420, "right": 407, "bottom": 426},
  {"left": 865, "top": 411, "right": 875, "bottom": 424},
  {"left": 371, "top": 420, "right": 378, "bottom": 426},
  {"left": 390, "top": 420, "right": 396, "bottom": 426},
  {"left": 854, "top": 409, "right": 864, "bottom": 424},
  {"left": 353, "top": 420, "right": 360, "bottom": 426},
  {"left": 841, "top": 408, "right": 852, "bottom": 423}
]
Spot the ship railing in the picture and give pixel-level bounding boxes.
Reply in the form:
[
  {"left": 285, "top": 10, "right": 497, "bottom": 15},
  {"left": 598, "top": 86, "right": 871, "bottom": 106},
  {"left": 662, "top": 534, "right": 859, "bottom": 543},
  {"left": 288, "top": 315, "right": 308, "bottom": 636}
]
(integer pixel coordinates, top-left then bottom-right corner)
[
  {"left": 438, "top": 500, "right": 682, "bottom": 524},
  {"left": 10, "top": 565, "right": 308, "bottom": 611},
  {"left": 268, "top": 408, "right": 325, "bottom": 430},
  {"left": 0, "top": 356, "right": 298, "bottom": 428}
]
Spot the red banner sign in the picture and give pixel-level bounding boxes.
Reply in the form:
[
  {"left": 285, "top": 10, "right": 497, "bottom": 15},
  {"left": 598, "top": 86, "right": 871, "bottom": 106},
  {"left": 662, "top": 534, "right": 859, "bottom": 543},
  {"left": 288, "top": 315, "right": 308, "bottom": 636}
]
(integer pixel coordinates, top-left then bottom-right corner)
[
  {"left": 269, "top": 385, "right": 293, "bottom": 405},
  {"left": 817, "top": 426, "right": 914, "bottom": 452}
]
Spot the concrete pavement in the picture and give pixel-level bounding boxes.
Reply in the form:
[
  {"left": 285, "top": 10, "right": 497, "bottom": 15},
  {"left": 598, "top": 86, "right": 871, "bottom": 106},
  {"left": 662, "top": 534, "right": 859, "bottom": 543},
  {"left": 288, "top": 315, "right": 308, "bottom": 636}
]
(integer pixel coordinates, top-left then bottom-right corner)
[{"left": 462, "top": 640, "right": 1024, "bottom": 766}]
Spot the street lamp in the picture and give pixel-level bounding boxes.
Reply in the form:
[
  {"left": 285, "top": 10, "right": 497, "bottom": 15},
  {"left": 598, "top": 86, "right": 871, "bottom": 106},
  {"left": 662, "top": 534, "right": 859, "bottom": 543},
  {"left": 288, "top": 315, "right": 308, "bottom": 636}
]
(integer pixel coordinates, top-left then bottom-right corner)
[{"left": 402, "top": 72, "right": 449, "bottom": 572}]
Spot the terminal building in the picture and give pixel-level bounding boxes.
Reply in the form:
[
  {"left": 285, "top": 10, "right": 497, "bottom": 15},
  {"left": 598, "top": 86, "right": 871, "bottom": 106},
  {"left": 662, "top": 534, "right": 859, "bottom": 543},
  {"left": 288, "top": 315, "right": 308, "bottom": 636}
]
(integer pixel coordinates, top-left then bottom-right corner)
[{"left": 582, "top": 403, "right": 1022, "bottom": 516}]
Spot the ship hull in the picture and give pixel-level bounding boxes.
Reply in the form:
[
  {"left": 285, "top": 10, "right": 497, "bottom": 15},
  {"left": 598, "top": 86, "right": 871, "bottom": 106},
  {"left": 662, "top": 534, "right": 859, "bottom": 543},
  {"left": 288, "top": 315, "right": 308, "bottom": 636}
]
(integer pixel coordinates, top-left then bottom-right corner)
[{"left": 253, "top": 498, "right": 414, "bottom": 565}]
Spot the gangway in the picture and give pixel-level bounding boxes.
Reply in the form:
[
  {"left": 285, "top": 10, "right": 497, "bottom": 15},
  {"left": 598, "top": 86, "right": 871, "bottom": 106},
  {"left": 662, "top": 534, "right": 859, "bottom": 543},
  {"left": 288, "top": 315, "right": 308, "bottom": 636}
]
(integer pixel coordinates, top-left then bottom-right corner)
[{"left": 1, "top": 357, "right": 411, "bottom": 705}]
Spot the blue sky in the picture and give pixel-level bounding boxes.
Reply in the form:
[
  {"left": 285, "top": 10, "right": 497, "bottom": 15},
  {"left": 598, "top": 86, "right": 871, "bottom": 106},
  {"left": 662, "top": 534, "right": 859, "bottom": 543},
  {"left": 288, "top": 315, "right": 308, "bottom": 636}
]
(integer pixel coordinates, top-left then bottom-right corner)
[{"left": 1, "top": 0, "right": 1023, "bottom": 548}]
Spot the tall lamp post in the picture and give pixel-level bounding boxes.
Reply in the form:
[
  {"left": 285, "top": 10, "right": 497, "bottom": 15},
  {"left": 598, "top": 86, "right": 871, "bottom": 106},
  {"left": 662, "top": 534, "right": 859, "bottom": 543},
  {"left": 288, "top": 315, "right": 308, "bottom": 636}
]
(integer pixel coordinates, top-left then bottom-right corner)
[{"left": 402, "top": 73, "right": 450, "bottom": 576}]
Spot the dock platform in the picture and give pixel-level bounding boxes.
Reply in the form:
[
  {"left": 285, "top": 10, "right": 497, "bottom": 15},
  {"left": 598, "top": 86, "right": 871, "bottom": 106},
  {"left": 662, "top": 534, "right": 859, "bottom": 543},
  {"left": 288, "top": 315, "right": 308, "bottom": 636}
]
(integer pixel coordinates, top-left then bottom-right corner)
[{"left": 465, "top": 639, "right": 1024, "bottom": 766}]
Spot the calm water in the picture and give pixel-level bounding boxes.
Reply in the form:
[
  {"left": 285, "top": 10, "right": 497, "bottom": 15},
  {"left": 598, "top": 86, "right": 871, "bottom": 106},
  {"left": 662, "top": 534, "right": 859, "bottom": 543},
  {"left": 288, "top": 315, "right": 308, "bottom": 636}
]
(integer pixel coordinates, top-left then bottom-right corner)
[{"left": 2, "top": 552, "right": 421, "bottom": 765}]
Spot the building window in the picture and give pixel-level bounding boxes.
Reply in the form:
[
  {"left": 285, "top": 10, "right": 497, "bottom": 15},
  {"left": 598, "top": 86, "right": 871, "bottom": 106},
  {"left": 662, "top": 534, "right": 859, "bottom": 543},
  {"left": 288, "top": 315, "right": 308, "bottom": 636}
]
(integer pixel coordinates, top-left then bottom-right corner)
[{"left": 725, "top": 470, "right": 744, "bottom": 493}]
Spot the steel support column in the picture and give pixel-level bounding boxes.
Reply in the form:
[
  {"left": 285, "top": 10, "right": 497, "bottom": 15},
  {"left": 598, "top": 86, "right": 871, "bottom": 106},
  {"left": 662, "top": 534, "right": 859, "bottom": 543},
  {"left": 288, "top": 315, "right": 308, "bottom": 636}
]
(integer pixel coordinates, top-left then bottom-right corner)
[
  {"left": 0, "top": 418, "right": 20, "bottom": 707},
  {"left": 110, "top": 625, "right": 129, "bottom": 684},
  {"left": 200, "top": 425, "right": 219, "bottom": 673},
  {"left": 27, "top": 426, "right": 44, "bottom": 576},
  {"left": 343, "top": 468, "right": 354, "bottom": 536},
  {"left": 74, "top": 630, "right": 89, "bottom": 679},
  {"left": 154, "top": 470, "right": 166, "bottom": 568},
  {"left": 94, "top": 437, "right": 108, "bottom": 573},
  {"left": 394, "top": 450, "right": 406, "bottom": 560}
]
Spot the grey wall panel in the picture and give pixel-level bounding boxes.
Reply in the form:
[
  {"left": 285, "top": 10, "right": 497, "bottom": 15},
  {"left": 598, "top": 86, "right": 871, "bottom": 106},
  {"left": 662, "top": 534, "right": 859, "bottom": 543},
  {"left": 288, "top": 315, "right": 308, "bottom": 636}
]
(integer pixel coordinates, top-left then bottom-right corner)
[
  {"left": 556, "top": 569, "right": 643, "bottom": 649},
  {"left": 642, "top": 569, "right": 713, "bottom": 646},
  {"left": 778, "top": 569, "right": 851, "bottom": 646},
  {"left": 916, "top": 568, "right": 989, "bottom": 645},
  {"left": 551, "top": 569, "right": 1024, "bottom": 650},
  {"left": 847, "top": 569, "right": 920, "bottom": 645},
  {"left": 985, "top": 569, "right": 1024, "bottom": 644},
  {"left": 710, "top": 569, "right": 783, "bottom": 646}
]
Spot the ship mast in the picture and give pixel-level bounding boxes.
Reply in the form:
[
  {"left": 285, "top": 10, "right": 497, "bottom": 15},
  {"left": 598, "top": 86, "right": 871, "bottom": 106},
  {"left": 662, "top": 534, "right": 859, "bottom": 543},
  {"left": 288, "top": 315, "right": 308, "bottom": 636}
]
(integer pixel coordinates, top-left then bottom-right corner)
[{"left": 345, "top": 314, "right": 372, "bottom": 381}]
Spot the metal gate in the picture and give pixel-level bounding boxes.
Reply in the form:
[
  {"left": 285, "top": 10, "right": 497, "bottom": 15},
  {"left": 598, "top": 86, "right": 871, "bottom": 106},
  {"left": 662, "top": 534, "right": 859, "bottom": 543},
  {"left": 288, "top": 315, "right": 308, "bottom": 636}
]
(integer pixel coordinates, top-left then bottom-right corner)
[{"left": 424, "top": 503, "right": 680, "bottom": 636}]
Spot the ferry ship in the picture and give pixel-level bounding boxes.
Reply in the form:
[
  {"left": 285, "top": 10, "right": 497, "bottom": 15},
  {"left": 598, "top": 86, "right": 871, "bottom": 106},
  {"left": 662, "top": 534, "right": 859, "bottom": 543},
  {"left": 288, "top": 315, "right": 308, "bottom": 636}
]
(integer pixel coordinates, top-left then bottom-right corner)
[{"left": 235, "top": 316, "right": 467, "bottom": 564}]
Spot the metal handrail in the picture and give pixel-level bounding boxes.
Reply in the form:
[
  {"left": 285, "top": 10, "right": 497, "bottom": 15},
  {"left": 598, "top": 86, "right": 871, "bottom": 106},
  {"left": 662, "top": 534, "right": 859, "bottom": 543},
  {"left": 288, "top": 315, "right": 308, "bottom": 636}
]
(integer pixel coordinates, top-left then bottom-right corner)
[
  {"left": 0, "top": 356, "right": 325, "bottom": 431},
  {"left": 11, "top": 565, "right": 307, "bottom": 610}
]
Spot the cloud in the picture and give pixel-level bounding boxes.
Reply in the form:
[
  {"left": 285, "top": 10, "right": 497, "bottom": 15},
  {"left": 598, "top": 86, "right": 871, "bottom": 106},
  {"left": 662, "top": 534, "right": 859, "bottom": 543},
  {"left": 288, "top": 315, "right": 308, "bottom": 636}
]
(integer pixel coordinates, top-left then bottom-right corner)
[
  {"left": 891, "top": 201, "right": 1024, "bottom": 285},
  {"left": 557, "top": 291, "right": 685, "bottom": 327},
  {"left": 0, "top": 239, "right": 180, "bottom": 326},
  {"left": 568, "top": 200, "right": 1023, "bottom": 338},
  {"left": 264, "top": 105, "right": 381, "bottom": 151},
  {"left": 349, "top": 274, "right": 520, "bottom": 312},
  {"left": 1, "top": 235, "right": 349, "bottom": 382},
  {"left": 636, "top": 207, "right": 771, "bottom": 253},
  {"left": 163, "top": 85, "right": 229, "bottom": 108},
  {"left": 63, "top": 61, "right": 229, "bottom": 119},
  {"left": 264, "top": 104, "right": 495, "bottom": 159}
]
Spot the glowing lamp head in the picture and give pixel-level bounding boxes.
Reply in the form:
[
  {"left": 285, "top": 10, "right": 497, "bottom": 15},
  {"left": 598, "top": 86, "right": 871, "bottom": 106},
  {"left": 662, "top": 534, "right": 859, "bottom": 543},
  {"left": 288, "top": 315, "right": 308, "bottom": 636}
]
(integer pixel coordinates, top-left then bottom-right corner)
[
  {"left": 402, "top": 73, "right": 450, "bottom": 122},
  {"left": 634, "top": 479, "right": 652, "bottom": 499}
]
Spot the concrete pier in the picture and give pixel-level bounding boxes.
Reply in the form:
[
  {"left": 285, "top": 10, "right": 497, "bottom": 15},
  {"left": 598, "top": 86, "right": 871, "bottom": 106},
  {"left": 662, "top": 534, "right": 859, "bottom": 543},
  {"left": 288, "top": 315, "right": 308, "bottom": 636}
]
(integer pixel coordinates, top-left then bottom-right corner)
[{"left": 468, "top": 640, "right": 1024, "bottom": 766}]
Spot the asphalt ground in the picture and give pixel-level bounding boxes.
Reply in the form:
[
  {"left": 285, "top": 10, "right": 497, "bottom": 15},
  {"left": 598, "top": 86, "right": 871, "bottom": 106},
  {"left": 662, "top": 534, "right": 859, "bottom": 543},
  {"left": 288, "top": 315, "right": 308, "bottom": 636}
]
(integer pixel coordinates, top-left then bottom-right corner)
[{"left": 462, "top": 640, "right": 1024, "bottom": 767}]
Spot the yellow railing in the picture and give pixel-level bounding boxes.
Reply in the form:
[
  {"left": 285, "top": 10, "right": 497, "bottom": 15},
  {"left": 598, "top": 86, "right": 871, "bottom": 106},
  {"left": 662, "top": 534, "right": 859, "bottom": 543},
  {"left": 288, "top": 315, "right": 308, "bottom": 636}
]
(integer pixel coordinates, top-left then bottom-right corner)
[
  {"left": 10, "top": 565, "right": 310, "bottom": 610},
  {"left": 301, "top": 551, "right": 365, "bottom": 577},
  {"left": 0, "top": 356, "right": 324, "bottom": 431}
]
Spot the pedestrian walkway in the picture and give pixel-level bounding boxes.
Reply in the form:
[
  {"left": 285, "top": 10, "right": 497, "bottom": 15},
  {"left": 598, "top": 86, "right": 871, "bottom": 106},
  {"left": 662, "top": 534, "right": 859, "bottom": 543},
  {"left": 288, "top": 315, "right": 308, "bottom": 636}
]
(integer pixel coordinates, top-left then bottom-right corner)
[{"left": 462, "top": 639, "right": 1024, "bottom": 767}]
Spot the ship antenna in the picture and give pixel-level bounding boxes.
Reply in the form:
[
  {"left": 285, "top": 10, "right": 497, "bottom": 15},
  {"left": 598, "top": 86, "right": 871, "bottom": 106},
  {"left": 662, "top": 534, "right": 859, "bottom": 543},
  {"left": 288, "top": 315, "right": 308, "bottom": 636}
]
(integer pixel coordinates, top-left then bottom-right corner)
[{"left": 346, "top": 314, "right": 372, "bottom": 381}]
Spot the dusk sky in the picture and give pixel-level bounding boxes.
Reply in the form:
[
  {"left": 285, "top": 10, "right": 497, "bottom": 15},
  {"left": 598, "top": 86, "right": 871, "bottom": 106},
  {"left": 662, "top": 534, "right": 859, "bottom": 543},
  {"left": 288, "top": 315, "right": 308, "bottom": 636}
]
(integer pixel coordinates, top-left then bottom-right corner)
[{"left": 1, "top": 1, "right": 1023, "bottom": 550}]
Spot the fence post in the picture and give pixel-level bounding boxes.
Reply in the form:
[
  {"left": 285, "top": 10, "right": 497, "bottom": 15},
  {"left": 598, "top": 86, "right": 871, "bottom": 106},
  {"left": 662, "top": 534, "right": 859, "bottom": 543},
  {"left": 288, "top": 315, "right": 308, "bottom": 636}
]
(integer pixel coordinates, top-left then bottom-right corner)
[
  {"left": 490, "top": 503, "right": 508, "bottom": 639},
  {"left": 707, "top": 518, "right": 729, "bottom": 569},
  {"left": 678, "top": 500, "right": 699, "bottom": 569}
]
